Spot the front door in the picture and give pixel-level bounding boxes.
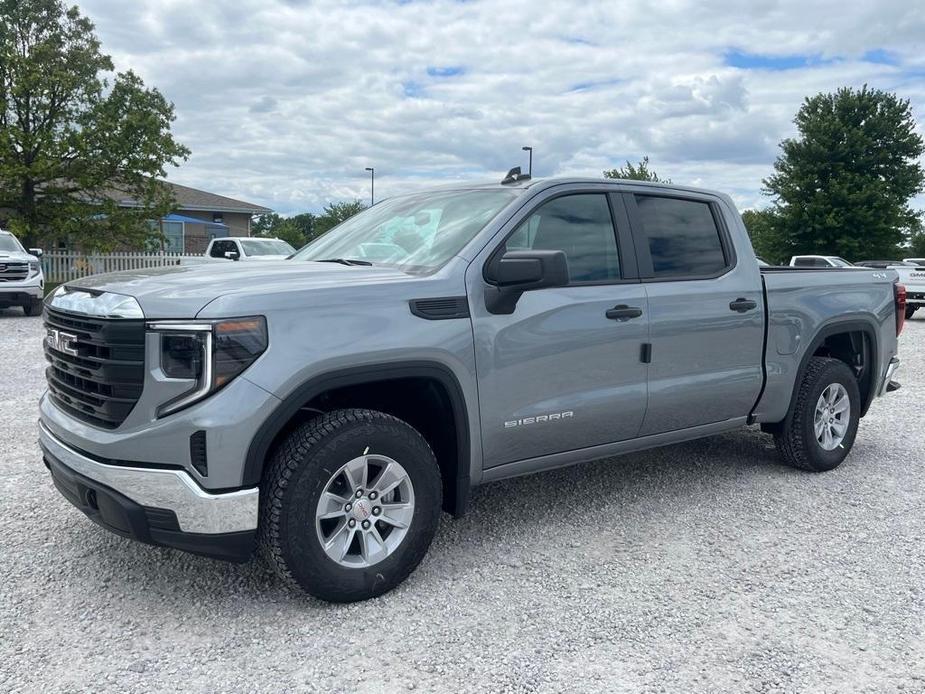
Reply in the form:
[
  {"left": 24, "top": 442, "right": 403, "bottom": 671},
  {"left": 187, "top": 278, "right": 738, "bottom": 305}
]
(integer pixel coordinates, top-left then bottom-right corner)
[
  {"left": 469, "top": 189, "right": 650, "bottom": 467},
  {"left": 622, "top": 190, "right": 765, "bottom": 435}
]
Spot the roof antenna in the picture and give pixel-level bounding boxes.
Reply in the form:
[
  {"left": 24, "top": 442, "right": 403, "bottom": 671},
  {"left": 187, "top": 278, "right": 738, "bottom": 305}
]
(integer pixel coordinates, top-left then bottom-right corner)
[{"left": 501, "top": 166, "right": 531, "bottom": 185}]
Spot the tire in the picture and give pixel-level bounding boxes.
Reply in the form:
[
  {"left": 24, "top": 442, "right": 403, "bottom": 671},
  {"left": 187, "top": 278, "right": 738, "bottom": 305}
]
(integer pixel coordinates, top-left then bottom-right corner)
[
  {"left": 774, "top": 357, "right": 860, "bottom": 472},
  {"left": 22, "top": 299, "right": 42, "bottom": 316},
  {"left": 906, "top": 306, "right": 917, "bottom": 320},
  {"left": 260, "top": 408, "right": 442, "bottom": 602}
]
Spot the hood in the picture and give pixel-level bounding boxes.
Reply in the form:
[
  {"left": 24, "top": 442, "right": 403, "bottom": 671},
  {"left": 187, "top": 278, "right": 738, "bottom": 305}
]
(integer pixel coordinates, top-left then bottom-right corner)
[
  {"left": 60, "top": 260, "right": 413, "bottom": 318},
  {"left": 0, "top": 249, "right": 39, "bottom": 263}
]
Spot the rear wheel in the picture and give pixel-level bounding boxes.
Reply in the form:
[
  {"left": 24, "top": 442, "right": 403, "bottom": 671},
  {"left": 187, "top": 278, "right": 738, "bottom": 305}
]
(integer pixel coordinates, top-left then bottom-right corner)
[
  {"left": 260, "top": 408, "right": 442, "bottom": 602},
  {"left": 774, "top": 357, "right": 860, "bottom": 472},
  {"left": 906, "top": 305, "right": 917, "bottom": 320}
]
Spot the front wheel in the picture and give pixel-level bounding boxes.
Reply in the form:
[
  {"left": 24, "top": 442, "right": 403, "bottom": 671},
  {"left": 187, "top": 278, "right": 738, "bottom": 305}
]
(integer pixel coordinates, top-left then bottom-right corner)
[
  {"left": 906, "top": 305, "right": 917, "bottom": 320},
  {"left": 259, "top": 409, "right": 442, "bottom": 602},
  {"left": 774, "top": 357, "right": 860, "bottom": 472},
  {"left": 22, "top": 298, "right": 42, "bottom": 316}
]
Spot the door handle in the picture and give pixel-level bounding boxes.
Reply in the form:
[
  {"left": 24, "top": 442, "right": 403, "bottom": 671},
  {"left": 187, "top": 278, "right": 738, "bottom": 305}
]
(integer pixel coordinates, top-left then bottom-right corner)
[
  {"left": 605, "top": 305, "right": 643, "bottom": 321},
  {"left": 729, "top": 298, "right": 758, "bottom": 313}
]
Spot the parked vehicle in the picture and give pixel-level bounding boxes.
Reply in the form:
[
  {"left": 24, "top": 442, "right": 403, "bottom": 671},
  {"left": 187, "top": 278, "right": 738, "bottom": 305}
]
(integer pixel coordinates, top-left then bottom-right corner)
[
  {"left": 205, "top": 237, "right": 295, "bottom": 262},
  {"left": 789, "top": 255, "right": 855, "bottom": 268},
  {"left": 0, "top": 229, "right": 44, "bottom": 316},
  {"left": 855, "top": 260, "right": 915, "bottom": 268},
  {"left": 854, "top": 260, "right": 925, "bottom": 318},
  {"left": 39, "top": 177, "right": 904, "bottom": 602}
]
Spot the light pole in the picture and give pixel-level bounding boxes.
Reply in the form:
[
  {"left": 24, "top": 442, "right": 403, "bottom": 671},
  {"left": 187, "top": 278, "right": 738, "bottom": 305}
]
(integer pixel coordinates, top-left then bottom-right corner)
[
  {"left": 365, "top": 167, "right": 375, "bottom": 206},
  {"left": 522, "top": 146, "right": 533, "bottom": 177}
]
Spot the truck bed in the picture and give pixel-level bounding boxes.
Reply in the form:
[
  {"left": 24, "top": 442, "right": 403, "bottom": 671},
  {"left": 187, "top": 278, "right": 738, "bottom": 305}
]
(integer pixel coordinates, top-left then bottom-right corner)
[{"left": 752, "top": 267, "right": 899, "bottom": 424}]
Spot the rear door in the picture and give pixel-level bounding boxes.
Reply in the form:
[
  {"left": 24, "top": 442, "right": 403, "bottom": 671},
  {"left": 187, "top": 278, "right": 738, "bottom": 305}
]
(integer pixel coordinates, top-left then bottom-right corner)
[
  {"left": 623, "top": 190, "right": 765, "bottom": 435},
  {"left": 469, "top": 187, "right": 650, "bottom": 466}
]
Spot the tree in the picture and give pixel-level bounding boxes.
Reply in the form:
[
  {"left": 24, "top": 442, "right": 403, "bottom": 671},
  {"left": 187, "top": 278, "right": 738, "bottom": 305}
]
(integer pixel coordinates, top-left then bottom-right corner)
[
  {"left": 314, "top": 200, "right": 367, "bottom": 235},
  {"left": 763, "top": 85, "right": 924, "bottom": 260},
  {"left": 0, "top": 0, "right": 189, "bottom": 249},
  {"left": 603, "top": 156, "right": 670, "bottom": 183},
  {"left": 252, "top": 211, "right": 317, "bottom": 248},
  {"left": 741, "top": 208, "right": 786, "bottom": 264}
]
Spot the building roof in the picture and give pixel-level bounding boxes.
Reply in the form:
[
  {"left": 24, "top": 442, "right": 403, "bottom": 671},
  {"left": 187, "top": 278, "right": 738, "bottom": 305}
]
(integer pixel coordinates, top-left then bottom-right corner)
[
  {"left": 105, "top": 181, "right": 272, "bottom": 215},
  {"left": 163, "top": 181, "right": 272, "bottom": 215}
]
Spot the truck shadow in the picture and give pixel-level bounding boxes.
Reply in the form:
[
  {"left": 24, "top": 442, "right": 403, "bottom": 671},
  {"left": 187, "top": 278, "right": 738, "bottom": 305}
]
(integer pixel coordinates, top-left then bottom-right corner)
[{"left": 77, "top": 425, "right": 786, "bottom": 608}]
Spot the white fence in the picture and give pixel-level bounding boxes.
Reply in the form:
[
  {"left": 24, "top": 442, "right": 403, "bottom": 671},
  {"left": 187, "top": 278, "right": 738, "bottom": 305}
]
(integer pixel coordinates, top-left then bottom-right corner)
[{"left": 42, "top": 251, "right": 206, "bottom": 283}]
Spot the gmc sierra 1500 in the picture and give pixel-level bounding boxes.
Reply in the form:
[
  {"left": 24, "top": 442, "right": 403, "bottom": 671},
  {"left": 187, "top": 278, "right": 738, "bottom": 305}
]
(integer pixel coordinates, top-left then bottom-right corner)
[{"left": 38, "top": 177, "right": 904, "bottom": 602}]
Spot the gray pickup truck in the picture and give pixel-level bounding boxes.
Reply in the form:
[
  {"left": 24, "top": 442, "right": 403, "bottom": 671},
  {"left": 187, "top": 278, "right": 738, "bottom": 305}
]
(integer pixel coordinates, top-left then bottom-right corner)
[{"left": 38, "top": 177, "right": 905, "bottom": 602}]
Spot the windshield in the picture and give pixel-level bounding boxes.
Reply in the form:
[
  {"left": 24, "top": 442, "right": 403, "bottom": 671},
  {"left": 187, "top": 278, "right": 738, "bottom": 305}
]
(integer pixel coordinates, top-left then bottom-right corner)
[
  {"left": 240, "top": 239, "right": 295, "bottom": 256},
  {"left": 0, "top": 234, "right": 23, "bottom": 253},
  {"left": 292, "top": 189, "right": 517, "bottom": 271},
  {"left": 830, "top": 257, "right": 853, "bottom": 267}
]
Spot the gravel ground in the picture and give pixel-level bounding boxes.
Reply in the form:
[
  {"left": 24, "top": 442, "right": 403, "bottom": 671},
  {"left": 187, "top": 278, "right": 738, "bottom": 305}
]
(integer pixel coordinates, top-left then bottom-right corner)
[{"left": 1, "top": 306, "right": 923, "bottom": 693}]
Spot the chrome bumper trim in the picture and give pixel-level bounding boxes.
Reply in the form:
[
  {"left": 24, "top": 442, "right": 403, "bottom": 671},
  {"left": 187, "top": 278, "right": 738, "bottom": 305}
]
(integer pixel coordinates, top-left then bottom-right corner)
[
  {"left": 879, "top": 357, "right": 900, "bottom": 397},
  {"left": 39, "top": 421, "right": 258, "bottom": 534}
]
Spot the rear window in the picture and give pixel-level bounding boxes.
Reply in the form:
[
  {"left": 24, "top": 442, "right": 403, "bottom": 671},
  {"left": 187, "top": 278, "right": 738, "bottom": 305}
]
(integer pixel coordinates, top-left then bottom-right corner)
[{"left": 634, "top": 196, "right": 727, "bottom": 277}]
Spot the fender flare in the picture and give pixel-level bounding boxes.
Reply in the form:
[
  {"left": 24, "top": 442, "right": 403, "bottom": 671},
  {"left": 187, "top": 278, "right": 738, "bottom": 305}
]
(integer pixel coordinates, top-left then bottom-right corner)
[
  {"left": 788, "top": 317, "right": 880, "bottom": 419},
  {"left": 242, "top": 361, "right": 472, "bottom": 513}
]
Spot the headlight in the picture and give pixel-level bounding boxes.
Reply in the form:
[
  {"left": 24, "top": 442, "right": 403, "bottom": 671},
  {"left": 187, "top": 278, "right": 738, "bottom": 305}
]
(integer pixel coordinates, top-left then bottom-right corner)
[
  {"left": 149, "top": 316, "right": 268, "bottom": 416},
  {"left": 29, "top": 260, "right": 40, "bottom": 274}
]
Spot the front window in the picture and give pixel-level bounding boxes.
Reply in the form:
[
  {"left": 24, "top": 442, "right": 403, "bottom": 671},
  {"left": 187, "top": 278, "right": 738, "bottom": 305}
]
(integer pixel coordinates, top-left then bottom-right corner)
[
  {"left": 240, "top": 239, "right": 296, "bottom": 256},
  {"left": 292, "top": 189, "right": 517, "bottom": 272},
  {"left": 0, "top": 234, "right": 23, "bottom": 252}
]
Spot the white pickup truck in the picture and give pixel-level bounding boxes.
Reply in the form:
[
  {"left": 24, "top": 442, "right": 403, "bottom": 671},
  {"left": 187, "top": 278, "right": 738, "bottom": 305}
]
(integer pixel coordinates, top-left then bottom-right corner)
[
  {"left": 0, "top": 229, "right": 44, "bottom": 315},
  {"left": 855, "top": 260, "right": 925, "bottom": 318},
  {"left": 204, "top": 237, "right": 295, "bottom": 262}
]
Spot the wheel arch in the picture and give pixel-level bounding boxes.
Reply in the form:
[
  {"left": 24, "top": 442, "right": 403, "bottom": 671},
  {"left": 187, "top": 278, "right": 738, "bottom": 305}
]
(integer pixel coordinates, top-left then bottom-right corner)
[
  {"left": 244, "top": 361, "right": 472, "bottom": 516},
  {"left": 788, "top": 317, "right": 880, "bottom": 420}
]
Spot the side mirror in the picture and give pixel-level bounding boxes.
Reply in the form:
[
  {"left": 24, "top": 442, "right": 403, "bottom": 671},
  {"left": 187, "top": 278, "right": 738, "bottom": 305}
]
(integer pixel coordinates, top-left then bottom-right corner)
[
  {"left": 483, "top": 250, "right": 569, "bottom": 314},
  {"left": 224, "top": 250, "right": 240, "bottom": 261},
  {"left": 29, "top": 248, "right": 43, "bottom": 258}
]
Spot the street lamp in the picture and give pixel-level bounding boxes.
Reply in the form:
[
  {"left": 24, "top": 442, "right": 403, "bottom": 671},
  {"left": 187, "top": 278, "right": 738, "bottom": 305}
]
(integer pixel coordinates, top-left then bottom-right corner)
[
  {"left": 365, "top": 167, "right": 375, "bottom": 206},
  {"left": 522, "top": 146, "right": 533, "bottom": 177}
]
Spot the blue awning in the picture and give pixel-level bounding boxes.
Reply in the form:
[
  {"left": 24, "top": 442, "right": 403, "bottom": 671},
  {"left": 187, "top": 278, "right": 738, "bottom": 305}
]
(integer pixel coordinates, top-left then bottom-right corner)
[{"left": 162, "top": 213, "right": 228, "bottom": 227}]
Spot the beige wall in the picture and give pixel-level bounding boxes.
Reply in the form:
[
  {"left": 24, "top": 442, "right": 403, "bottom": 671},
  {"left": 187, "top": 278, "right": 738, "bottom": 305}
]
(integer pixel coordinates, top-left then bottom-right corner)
[{"left": 177, "top": 210, "right": 252, "bottom": 237}]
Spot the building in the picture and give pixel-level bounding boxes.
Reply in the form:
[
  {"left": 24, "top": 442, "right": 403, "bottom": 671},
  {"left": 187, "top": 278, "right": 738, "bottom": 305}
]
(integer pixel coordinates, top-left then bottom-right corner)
[{"left": 109, "top": 181, "right": 272, "bottom": 254}]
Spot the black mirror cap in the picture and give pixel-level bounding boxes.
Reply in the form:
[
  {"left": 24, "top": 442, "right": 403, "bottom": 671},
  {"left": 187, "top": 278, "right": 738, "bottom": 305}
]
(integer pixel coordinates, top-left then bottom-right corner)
[
  {"left": 484, "top": 250, "right": 569, "bottom": 314},
  {"left": 488, "top": 250, "right": 569, "bottom": 289},
  {"left": 29, "top": 248, "right": 43, "bottom": 258}
]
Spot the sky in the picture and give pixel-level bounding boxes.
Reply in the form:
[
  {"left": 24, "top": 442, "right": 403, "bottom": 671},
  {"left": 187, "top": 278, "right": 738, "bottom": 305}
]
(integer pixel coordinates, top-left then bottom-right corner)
[{"left": 78, "top": 0, "right": 925, "bottom": 216}]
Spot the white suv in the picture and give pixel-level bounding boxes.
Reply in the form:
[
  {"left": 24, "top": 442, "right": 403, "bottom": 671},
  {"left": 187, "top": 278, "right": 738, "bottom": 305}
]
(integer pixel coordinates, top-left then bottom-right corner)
[{"left": 0, "top": 229, "right": 44, "bottom": 316}]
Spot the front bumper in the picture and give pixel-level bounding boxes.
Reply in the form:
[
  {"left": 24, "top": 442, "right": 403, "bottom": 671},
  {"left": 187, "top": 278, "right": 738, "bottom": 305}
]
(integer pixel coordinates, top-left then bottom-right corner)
[
  {"left": 39, "top": 421, "right": 258, "bottom": 561},
  {"left": 906, "top": 290, "right": 925, "bottom": 306},
  {"left": 0, "top": 284, "right": 42, "bottom": 304}
]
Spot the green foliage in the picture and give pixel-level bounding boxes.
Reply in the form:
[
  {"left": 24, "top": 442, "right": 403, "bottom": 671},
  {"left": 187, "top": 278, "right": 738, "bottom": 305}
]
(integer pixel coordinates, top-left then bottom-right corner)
[
  {"left": 314, "top": 200, "right": 367, "bottom": 235},
  {"left": 0, "top": 0, "right": 189, "bottom": 249},
  {"left": 253, "top": 211, "right": 318, "bottom": 249},
  {"left": 603, "top": 156, "right": 670, "bottom": 183},
  {"left": 253, "top": 201, "right": 366, "bottom": 248},
  {"left": 741, "top": 208, "right": 787, "bottom": 264},
  {"left": 763, "top": 85, "right": 924, "bottom": 261}
]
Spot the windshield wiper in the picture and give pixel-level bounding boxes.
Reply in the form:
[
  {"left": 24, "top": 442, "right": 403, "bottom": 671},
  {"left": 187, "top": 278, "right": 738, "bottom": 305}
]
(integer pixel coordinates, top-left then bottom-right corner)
[{"left": 316, "top": 258, "right": 373, "bottom": 266}]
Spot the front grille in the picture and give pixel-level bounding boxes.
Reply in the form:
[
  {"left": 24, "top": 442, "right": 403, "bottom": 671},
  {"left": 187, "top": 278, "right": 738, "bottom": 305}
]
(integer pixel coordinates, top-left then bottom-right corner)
[
  {"left": 0, "top": 262, "right": 29, "bottom": 282},
  {"left": 44, "top": 307, "right": 146, "bottom": 429}
]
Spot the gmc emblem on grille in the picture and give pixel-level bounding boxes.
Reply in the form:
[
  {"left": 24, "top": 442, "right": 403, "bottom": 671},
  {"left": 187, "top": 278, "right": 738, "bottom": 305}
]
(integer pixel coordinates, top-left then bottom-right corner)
[{"left": 46, "top": 328, "right": 78, "bottom": 356}]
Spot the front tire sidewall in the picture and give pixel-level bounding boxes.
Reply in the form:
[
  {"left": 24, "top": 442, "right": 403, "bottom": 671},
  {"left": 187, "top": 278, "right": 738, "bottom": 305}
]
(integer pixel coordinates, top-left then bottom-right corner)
[
  {"left": 273, "top": 413, "right": 441, "bottom": 601},
  {"left": 796, "top": 362, "right": 860, "bottom": 471}
]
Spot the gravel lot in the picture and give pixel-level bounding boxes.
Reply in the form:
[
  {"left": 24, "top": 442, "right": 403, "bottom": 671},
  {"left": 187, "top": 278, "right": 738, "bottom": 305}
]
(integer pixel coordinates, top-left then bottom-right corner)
[{"left": 1, "top": 306, "right": 923, "bottom": 693}]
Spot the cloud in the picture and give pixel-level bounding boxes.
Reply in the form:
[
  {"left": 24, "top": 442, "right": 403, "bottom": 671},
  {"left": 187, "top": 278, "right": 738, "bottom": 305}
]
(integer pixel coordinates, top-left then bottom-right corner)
[{"left": 78, "top": 0, "right": 925, "bottom": 215}]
